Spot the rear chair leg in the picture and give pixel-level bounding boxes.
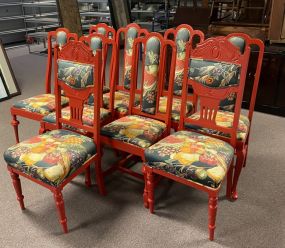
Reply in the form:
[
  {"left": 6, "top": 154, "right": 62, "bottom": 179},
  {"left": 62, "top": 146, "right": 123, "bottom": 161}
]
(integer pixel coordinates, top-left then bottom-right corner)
[
  {"left": 85, "top": 166, "right": 91, "bottom": 188},
  {"left": 226, "top": 161, "right": 234, "bottom": 200},
  {"left": 142, "top": 166, "right": 149, "bottom": 208},
  {"left": 232, "top": 150, "right": 245, "bottom": 200},
  {"left": 11, "top": 115, "right": 20, "bottom": 143},
  {"left": 146, "top": 169, "right": 155, "bottom": 213},
  {"left": 10, "top": 171, "right": 25, "bottom": 210},
  {"left": 95, "top": 157, "right": 106, "bottom": 196},
  {"left": 53, "top": 190, "right": 68, "bottom": 233},
  {"left": 208, "top": 195, "right": 218, "bottom": 241}
]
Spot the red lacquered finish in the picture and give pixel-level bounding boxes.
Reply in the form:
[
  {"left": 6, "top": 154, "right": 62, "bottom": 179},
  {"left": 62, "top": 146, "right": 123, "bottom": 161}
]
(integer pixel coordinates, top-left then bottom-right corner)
[
  {"left": 107, "top": 23, "right": 149, "bottom": 119},
  {"left": 41, "top": 34, "right": 117, "bottom": 133},
  {"left": 10, "top": 28, "right": 78, "bottom": 143},
  {"left": 101, "top": 32, "right": 177, "bottom": 188},
  {"left": 89, "top": 23, "right": 116, "bottom": 38},
  {"left": 225, "top": 33, "right": 264, "bottom": 200},
  {"left": 144, "top": 36, "right": 250, "bottom": 240},
  {"left": 163, "top": 24, "right": 205, "bottom": 130},
  {"left": 7, "top": 41, "right": 104, "bottom": 233}
]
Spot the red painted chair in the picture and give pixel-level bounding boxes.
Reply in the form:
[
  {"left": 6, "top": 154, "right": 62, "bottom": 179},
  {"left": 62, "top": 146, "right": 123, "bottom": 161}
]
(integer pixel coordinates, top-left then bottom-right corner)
[
  {"left": 89, "top": 23, "right": 116, "bottom": 38},
  {"left": 40, "top": 34, "right": 116, "bottom": 133},
  {"left": 100, "top": 32, "right": 177, "bottom": 197},
  {"left": 10, "top": 28, "right": 78, "bottom": 143},
  {"left": 102, "top": 23, "right": 149, "bottom": 118},
  {"left": 81, "top": 32, "right": 117, "bottom": 96},
  {"left": 162, "top": 24, "right": 204, "bottom": 129},
  {"left": 143, "top": 36, "right": 251, "bottom": 240},
  {"left": 4, "top": 41, "right": 104, "bottom": 233},
  {"left": 186, "top": 33, "right": 264, "bottom": 199}
]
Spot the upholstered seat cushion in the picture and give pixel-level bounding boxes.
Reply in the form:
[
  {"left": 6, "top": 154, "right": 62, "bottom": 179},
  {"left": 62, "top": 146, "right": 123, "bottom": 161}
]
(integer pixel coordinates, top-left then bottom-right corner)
[
  {"left": 4, "top": 129, "right": 96, "bottom": 187},
  {"left": 101, "top": 115, "right": 166, "bottom": 148},
  {"left": 159, "top": 96, "right": 193, "bottom": 121},
  {"left": 144, "top": 131, "right": 234, "bottom": 188},
  {"left": 102, "top": 91, "right": 140, "bottom": 114},
  {"left": 186, "top": 111, "right": 250, "bottom": 141},
  {"left": 13, "top": 94, "right": 69, "bottom": 115},
  {"left": 42, "top": 104, "right": 111, "bottom": 126}
]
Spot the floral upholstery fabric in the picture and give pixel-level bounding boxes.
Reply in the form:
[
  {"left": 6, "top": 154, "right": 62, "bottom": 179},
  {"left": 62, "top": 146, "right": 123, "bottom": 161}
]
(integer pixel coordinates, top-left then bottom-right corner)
[
  {"left": 4, "top": 129, "right": 96, "bottom": 187},
  {"left": 218, "top": 36, "right": 245, "bottom": 111},
  {"left": 101, "top": 115, "right": 166, "bottom": 148},
  {"left": 219, "top": 93, "right": 237, "bottom": 112},
  {"left": 186, "top": 110, "right": 250, "bottom": 141},
  {"left": 144, "top": 131, "right": 234, "bottom": 188},
  {"left": 85, "top": 86, "right": 110, "bottom": 106},
  {"left": 13, "top": 94, "right": 69, "bottom": 115},
  {"left": 57, "top": 59, "right": 94, "bottom": 89},
  {"left": 189, "top": 59, "right": 240, "bottom": 88},
  {"left": 173, "top": 28, "right": 191, "bottom": 96},
  {"left": 124, "top": 27, "right": 139, "bottom": 90},
  {"left": 103, "top": 90, "right": 140, "bottom": 114},
  {"left": 142, "top": 37, "right": 161, "bottom": 115},
  {"left": 159, "top": 96, "right": 193, "bottom": 121},
  {"left": 43, "top": 104, "right": 111, "bottom": 126}
]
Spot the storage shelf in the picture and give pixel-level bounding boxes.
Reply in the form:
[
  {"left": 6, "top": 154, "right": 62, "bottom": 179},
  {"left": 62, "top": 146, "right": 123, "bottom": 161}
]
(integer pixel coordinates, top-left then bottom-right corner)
[
  {"left": 80, "top": 11, "right": 110, "bottom": 17},
  {"left": 22, "top": 1, "right": 57, "bottom": 8},
  {"left": 0, "top": 25, "right": 58, "bottom": 35},
  {"left": 25, "top": 17, "right": 59, "bottom": 24},
  {"left": 78, "top": 0, "right": 107, "bottom": 3}
]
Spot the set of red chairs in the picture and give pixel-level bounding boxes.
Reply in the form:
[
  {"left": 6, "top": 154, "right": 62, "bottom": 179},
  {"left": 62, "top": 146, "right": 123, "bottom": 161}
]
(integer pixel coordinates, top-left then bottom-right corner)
[{"left": 3, "top": 23, "right": 264, "bottom": 240}]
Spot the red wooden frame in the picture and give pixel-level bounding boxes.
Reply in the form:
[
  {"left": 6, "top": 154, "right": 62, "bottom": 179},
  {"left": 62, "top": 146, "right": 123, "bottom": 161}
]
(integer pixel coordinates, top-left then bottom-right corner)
[
  {"left": 80, "top": 33, "right": 117, "bottom": 112},
  {"left": 144, "top": 36, "right": 251, "bottom": 240},
  {"left": 163, "top": 24, "right": 205, "bottom": 130},
  {"left": 89, "top": 23, "right": 116, "bottom": 38},
  {"left": 182, "top": 33, "right": 264, "bottom": 199},
  {"left": 7, "top": 41, "right": 104, "bottom": 233},
  {"left": 10, "top": 28, "right": 78, "bottom": 143},
  {"left": 225, "top": 33, "right": 264, "bottom": 199},
  {"left": 106, "top": 23, "right": 149, "bottom": 118},
  {"left": 40, "top": 34, "right": 117, "bottom": 133},
  {"left": 101, "top": 32, "right": 177, "bottom": 192}
]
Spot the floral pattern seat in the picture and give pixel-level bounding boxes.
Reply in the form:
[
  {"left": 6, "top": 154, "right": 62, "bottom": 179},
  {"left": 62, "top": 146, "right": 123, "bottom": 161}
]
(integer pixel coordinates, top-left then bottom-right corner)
[
  {"left": 102, "top": 91, "right": 140, "bottom": 114},
  {"left": 159, "top": 96, "right": 193, "bottom": 121},
  {"left": 4, "top": 129, "right": 96, "bottom": 187},
  {"left": 185, "top": 111, "right": 250, "bottom": 141},
  {"left": 43, "top": 104, "right": 111, "bottom": 126},
  {"left": 101, "top": 115, "right": 166, "bottom": 148},
  {"left": 144, "top": 131, "right": 234, "bottom": 188},
  {"left": 13, "top": 94, "right": 69, "bottom": 115}
]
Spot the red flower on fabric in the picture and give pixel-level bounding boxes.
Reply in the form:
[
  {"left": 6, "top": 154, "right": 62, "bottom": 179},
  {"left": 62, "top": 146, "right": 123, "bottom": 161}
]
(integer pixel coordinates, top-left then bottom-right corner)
[{"left": 199, "top": 153, "right": 218, "bottom": 166}]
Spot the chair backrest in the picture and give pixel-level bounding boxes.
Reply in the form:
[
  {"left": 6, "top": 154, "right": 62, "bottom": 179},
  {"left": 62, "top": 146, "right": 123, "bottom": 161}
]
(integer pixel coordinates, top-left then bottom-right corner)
[
  {"left": 79, "top": 33, "right": 117, "bottom": 101},
  {"left": 129, "top": 32, "right": 177, "bottom": 134},
  {"left": 220, "top": 33, "right": 264, "bottom": 123},
  {"left": 164, "top": 24, "right": 205, "bottom": 96},
  {"left": 46, "top": 28, "right": 78, "bottom": 94},
  {"left": 54, "top": 41, "right": 102, "bottom": 145},
  {"left": 115, "top": 23, "right": 149, "bottom": 91},
  {"left": 89, "top": 23, "right": 116, "bottom": 38},
  {"left": 179, "top": 36, "right": 251, "bottom": 146}
]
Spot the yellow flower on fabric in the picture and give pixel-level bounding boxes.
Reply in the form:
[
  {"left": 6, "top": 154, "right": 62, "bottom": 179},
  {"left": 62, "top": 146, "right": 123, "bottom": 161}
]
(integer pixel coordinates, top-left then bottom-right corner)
[
  {"left": 207, "top": 166, "right": 225, "bottom": 183},
  {"left": 44, "top": 153, "right": 70, "bottom": 183},
  {"left": 64, "top": 137, "right": 83, "bottom": 144},
  {"left": 21, "top": 153, "right": 45, "bottom": 166},
  {"left": 171, "top": 152, "right": 200, "bottom": 165}
]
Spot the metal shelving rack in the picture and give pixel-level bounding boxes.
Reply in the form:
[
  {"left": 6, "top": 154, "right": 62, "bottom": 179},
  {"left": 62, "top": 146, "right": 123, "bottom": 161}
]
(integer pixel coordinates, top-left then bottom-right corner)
[
  {"left": 0, "top": 1, "right": 27, "bottom": 44},
  {"left": 129, "top": 1, "right": 176, "bottom": 31},
  {"left": 22, "top": 0, "right": 59, "bottom": 54},
  {"left": 77, "top": 0, "right": 111, "bottom": 32}
]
